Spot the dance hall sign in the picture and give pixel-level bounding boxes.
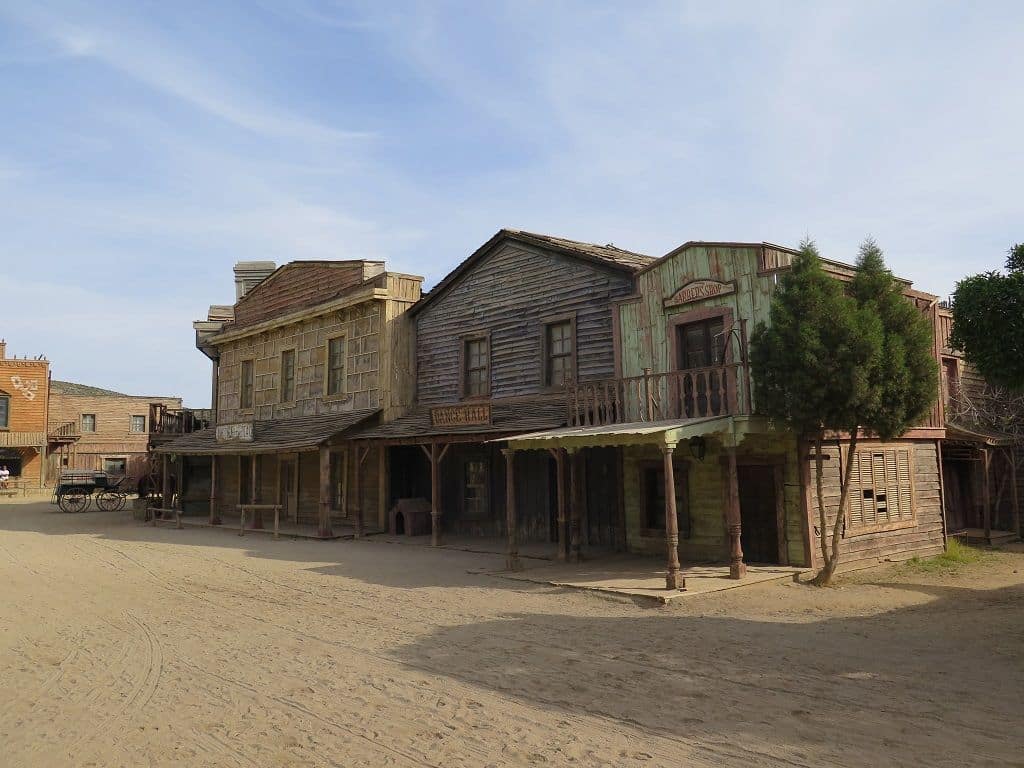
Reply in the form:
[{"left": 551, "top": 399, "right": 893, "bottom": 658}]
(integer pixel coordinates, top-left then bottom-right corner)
[
  {"left": 216, "top": 422, "right": 254, "bottom": 443},
  {"left": 664, "top": 279, "right": 735, "bottom": 307},
  {"left": 430, "top": 403, "right": 492, "bottom": 427}
]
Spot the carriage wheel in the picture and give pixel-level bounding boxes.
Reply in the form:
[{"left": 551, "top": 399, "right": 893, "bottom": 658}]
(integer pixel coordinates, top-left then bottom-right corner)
[
  {"left": 96, "top": 492, "right": 122, "bottom": 512},
  {"left": 115, "top": 493, "right": 128, "bottom": 511},
  {"left": 58, "top": 490, "right": 91, "bottom": 513}
]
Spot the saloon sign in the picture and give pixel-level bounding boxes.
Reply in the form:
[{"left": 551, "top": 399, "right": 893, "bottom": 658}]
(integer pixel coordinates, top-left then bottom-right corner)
[
  {"left": 430, "top": 403, "right": 492, "bottom": 427},
  {"left": 664, "top": 279, "right": 735, "bottom": 307},
  {"left": 216, "top": 422, "right": 254, "bottom": 443}
]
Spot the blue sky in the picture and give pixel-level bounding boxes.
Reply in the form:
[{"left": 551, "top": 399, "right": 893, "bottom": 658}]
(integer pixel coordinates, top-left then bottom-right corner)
[{"left": 1, "top": 1, "right": 1022, "bottom": 406}]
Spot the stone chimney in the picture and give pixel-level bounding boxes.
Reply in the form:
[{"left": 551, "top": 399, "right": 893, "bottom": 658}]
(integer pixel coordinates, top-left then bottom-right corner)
[
  {"left": 234, "top": 261, "right": 277, "bottom": 299},
  {"left": 0, "top": 339, "right": 6, "bottom": 360}
]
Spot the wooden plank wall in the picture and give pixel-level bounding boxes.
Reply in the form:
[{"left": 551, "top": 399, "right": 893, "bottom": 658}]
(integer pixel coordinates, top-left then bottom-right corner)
[
  {"left": 0, "top": 357, "right": 50, "bottom": 484},
  {"left": 415, "top": 242, "right": 637, "bottom": 405},
  {"left": 806, "top": 440, "right": 945, "bottom": 570}
]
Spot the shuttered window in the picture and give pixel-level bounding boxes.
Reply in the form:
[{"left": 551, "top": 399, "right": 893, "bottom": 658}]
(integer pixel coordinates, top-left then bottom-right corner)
[
  {"left": 848, "top": 448, "right": 915, "bottom": 530},
  {"left": 327, "top": 337, "right": 346, "bottom": 397}
]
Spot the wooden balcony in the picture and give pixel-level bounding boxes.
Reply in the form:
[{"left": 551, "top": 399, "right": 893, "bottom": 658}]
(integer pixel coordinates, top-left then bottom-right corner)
[
  {"left": 47, "top": 421, "right": 81, "bottom": 443},
  {"left": 149, "top": 404, "right": 213, "bottom": 436},
  {"left": 567, "top": 364, "right": 750, "bottom": 428}
]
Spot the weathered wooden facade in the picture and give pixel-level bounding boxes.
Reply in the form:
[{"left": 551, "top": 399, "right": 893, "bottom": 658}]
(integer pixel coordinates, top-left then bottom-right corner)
[
  {"left": 0, "top": 340, "right": 50, "bottom": 488},
  {"left": 507, "top": 242, "right": 950, "bottom": 586},
  {"left": 155, "top": 261, "right": 422, "bottom": 535},
  {"left": 352, "top": 230, "right": 654, "bottom": 558}
]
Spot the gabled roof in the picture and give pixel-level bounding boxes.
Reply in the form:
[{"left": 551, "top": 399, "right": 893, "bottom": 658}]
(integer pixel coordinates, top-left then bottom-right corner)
[
  {"left": 51, "top": 380, "right": 130, "bottom": 398},
  {"left": 410, "top": 229, "right": 654, "bottom": 317}
]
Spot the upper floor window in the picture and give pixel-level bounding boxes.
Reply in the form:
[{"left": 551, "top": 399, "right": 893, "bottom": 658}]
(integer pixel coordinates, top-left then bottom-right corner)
[
  {"left": 463, "top": 336, "right": 490, "bottom": 398},
  {"left": 0, "top": 394, "right": 8, "bottom": 429},
  {"left": 130, "top": 415, "right": 146, "bottom": 433},
  {"left": 82, "top": 414, "right": 96, "bottom": 432},
  {"left": 327, "top": 336, "right": 346, "bottom": 397},
  {"left": 281, "top": 349, "right": 296, "bottom": 403},
  {"left": 240, "top": 360, "right": 254, "bottom": 410},
  {"left": 544, "top": 319, "right": 575, "bottom": 387},
  {"left": 676, "top": 317, "right": 725, "bottom": 370}
]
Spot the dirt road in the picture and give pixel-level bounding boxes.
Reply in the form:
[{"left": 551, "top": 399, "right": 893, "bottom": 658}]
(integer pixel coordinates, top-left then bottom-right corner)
[{"left": 1, "top": 500, "right": 1021, "bottom": 767}]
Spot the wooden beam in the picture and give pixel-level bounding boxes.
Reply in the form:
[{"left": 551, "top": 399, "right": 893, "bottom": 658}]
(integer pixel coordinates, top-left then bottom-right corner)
[
  {"left": 1008, "top": 448, "right": 1021, "bottom": 541},
  {"left": 318, "top": 445, "right": 332, "bottom": 538},
  {"left": 430, "top": 442, "right": 441, "bottom": 547},
  {"left": 725, "top": 446, "right": 746, "bottom": 579},
  {"left": 503, "top": 448, "right": 521, "bottom": 570},
  {"left": 662, "top": 443, "right": 685, "bottom": 590},
  {"left": 982, "top": 448, "right": 992, "bottom": 545},
  {"left": 568, "top": 449, "right": 582, "bottom": 563},
  {"left": 554, "top": 448, "right": 568, "bottom": 561}
]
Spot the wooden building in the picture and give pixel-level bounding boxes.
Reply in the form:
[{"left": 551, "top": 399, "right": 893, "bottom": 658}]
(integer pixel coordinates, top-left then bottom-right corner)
[
  {"left": 0, "top": 340, "right": 50, "bottom": 488},
  {"left": 155, "top": 260, "right": 422, "bottom": 533},
  {"left": 506, "top": 242, "right": 950, "bottom": 587},
  {"left": 46, "top": 381, "right": 182, "bottom": 480},
  {"left": 351, "top": 230, "right": 654, "bottom": 557}
]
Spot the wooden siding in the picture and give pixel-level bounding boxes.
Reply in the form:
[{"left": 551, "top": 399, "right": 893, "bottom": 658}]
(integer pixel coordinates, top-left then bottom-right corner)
[
  {"left": 415, "top": 241, "right": 637, "bottom": 405},
  {"left": 806, "top": 440, "right": 945, "bottom": 571},
  {"left": 0, "top": 357, "right": 50, "bottom": 484}
]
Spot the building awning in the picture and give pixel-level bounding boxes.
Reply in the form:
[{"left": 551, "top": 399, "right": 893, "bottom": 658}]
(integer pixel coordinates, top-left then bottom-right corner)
[
  {"left": 349, "top": 400, "right": 567, "bottom": 444},
  {"left": 502, "top": 415, "right": 773, "bottom": 451},
  {"left": 153, "top": 409, "right": 380, "bottom": 456},
  {"left": 944, "top": 421, "right": 1016, "bottom": 448}
]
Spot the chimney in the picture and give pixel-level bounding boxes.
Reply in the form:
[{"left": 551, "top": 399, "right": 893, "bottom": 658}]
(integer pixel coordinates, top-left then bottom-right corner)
[
  {"left": 234, "top": 261, "right": 277, "bottom": 299},
  {"left": 0, "top": 339, "right": 5, "bottom": 360}
]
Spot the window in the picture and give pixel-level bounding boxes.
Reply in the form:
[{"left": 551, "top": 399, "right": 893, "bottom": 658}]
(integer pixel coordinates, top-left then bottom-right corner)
[
  {"left": 463, "top": 336, "right": 490, "bottom": 398},
  {"left": 640, "top": 461, "right": 690, "bottom": 537},
  {"left": 81, "top": 414, "right": 96, "bottom": 433},
  {"left": 103, "top": 458, "right": 127, "bottom": 476},
  {"left": 330, "top": 451, "right": 347, "bottom": 512},
  {"left": 327, "top": 336, "right": 346, "bottom": 397},
  {"left": 544, "top": 320, "right": 574, "bottom": 387},
  {"left": 0, "top": 395, "right": 8, "bottom": 429},
  {"left": 240, "top": 360, "right": 254, "bottom": 410},
  {"left": 130, "top": 415, "right": 146, "bottom": 433},
  {"left": 676, "top": 317, "right": 727, "bottom": 417},
  {"left": 280, "top": 349, "right": 296, "bottom": 403},
  {"left": 463, "top": 459, "right": 489, "bottom": 518},
  {"left": 848, "top": 448, "right": 915, "bottom": 531}
]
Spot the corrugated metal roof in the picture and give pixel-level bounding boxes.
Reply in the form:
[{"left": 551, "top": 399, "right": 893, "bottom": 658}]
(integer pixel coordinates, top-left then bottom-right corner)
[{"left": 154, "top": 409, "right": 380, "bottom": 455}]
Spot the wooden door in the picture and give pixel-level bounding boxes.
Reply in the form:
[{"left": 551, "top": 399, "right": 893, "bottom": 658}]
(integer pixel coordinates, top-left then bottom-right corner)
[
  {"left": 737, "top": 465, "right": 780, "bottom": 564},
  {"left": 280, "top": 459, "right": 299, "bottom": 522}
]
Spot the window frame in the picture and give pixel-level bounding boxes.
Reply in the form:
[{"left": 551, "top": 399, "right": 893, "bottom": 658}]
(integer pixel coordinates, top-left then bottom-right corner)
[
  {"left": 0, "top": 393, "right": 9, "bottom": 430},
  {"left": 462, "top": 456, "right": 490, "bottom": 520},
  {"left": 280, "top": 347, "right": 297, "bottom": 404},
  {"left": 637, "top": 458, "right": 691, "bottom": 539},
  {"left": 325, "top": 334, "right": 348, "bottom": 400},
  {"left": 845, "top": 445, "right": 917, "bottom": 536},
  {"left": 666, "top": 306, "right": 734, "bottom": 372},
  {"left": 459, "top": 332, "right": 491, "bottom": 400},
  {"left": 540, "top": 314, "right": 577, "bottom": 390},
  {"left": 129, "top": 415, "right": 146, "bottom": 433},
  {"left": 81, "top": 413, "right": 97, "bottom": 433},
  {"left": 239, "top": 358, "right": 255, "bottom": 411}
]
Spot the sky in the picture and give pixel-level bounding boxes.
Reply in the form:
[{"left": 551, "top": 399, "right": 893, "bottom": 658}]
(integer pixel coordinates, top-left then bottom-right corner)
[{"left": 1, "top": 1, "right": 1022, "bottom": 406}]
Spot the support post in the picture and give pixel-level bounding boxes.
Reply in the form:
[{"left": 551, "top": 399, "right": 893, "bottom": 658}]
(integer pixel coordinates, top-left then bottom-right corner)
[
  {"left": 176, "top": 455, "right": 184, "bottom": 512},
  {"left": 39, "top": 444, "right": 46, "bottom": 488},
  {"left": 251, "top": 455, "right": 263, "bottom": 529},
  {"left": 568, "top": 449, "right": 582, "bottom": 563},
  {"left": 503, "top": 448, "right": 521, "bottom": 570},
  {"left": 209, "top": 455, "right": 220, "bottom": 525},
  {"left": 378, "top": 445, "right": 387, "bottom": 530},
  {"left": 430, "top": 442, "right": 441, "bottom": 547},
  {"left": 983, "top": 448, "right": 992, "bottom": 545},
  {"left": 1009, "top": 449, "right": 1020, "bottom": 540},
  {"left": 273, "top": 504, "right": 280, "bottom": 540},
  {"left": 553, "top": 448, "right": 568, "bottom": 561},
  {"left": 161, "top": 453, "right": 170, "bottom": 515},
  {"left": 662, "top": 443, "right": 685, "bottom": 590},
  {"left": 353, "top": 446, "right": 363, "bottom": 539},
  {"left": 318, "top": 445, "right": 332, "bottom": 538},
  {"left": 726, "top": 446, "right": 746, "bottom": 579}
]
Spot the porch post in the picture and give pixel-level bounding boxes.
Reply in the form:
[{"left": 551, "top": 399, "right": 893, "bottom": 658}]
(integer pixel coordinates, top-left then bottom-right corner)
[
  {"left": 176, "top": 455, "right": 184, "bottom": 512},
  {"left": 318, "top": 445, "right": 332, "bottom": 538},
  {"left": 662, "top": 442, "right": 685, "bottom": 590},
  {"left": 209, "top": 455, "right": 220, "bottom": 525},
  {"left": 726, "top": 446, "right": 746, "bottom": 579},
  {"left": 1009, "top": 449, "right": 1020, "bottom": 540},
  {"left": 161, "top": 453, "right": 170, "bottom": 511},
  {"left": 251, "top": 455, "right": 263, "bottom": 529},
  {"left": 38, "top": 443, "right": 46, "bottom": 488},
  {"left": 983, "top": 448, "right": 992, "bottom": 545},
  {"left": 352, "top": 445, "right": 363, "bottom": 539},
  {"left": 503, "top": 448, "right": 521, "bottom": 570},
  {"left": 567, "top": 448, "right": 582, "bottom": 563},
  {"left": 553, "top": 448, "right": 568, "bottom": 561},
  {"left": 430, "top": 442, "right": 441, "bottom": 547}
]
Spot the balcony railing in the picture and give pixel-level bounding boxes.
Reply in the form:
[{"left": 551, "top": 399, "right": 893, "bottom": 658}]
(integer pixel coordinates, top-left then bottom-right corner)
[
  {"left": 567, "top": 363, "right": 750, "bottom": 428},
  {"left": 149, "top": 404, "right": 213, "bottom": 435},
  {"left": 47, "top": 421, "right": 80, "bottom": 441}
]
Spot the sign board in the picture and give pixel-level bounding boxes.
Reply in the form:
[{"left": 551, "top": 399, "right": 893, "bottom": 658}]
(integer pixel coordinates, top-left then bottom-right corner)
[
  {"left": 216, "top": 422, "right": 254, "bottom": 443},
  {"left": 430, "top": 403, "right": 492, "bottom": 428},
  {"left": 664, "top": 279, "right": 735, "bottom": 307}
]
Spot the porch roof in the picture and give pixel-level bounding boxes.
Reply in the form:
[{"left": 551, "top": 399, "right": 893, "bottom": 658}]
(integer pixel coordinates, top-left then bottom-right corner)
[
  {"left": 945, "top": 420, "right": 1016, "bottom": 447},
  {"left": 502, "top": 414, "right": 773, "bottom": 450},
  {"left": 153, "top": 409, "right": 380, "bottom": 456}
]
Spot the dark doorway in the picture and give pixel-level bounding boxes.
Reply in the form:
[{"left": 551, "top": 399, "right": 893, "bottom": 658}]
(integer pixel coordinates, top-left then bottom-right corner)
[
  {"left": 737, "top": 464, "right": 780, "bottom": 564},
  {"left": 585, "top": 447, "right": 622, "bottom": 546},
  {"left": 0, "top": 452, "right": 23, "bottom": 477}
]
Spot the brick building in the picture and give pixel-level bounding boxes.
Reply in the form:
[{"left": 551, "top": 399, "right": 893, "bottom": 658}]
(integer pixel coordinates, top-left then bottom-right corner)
[
  {"left": 47, "top": 381, "right": 182, "bottom": 480},
  {"left": 0, "top": 340, "right": 50, "bottom": 487}
]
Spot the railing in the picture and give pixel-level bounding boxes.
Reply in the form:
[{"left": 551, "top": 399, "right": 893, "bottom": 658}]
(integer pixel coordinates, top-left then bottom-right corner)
[
  {"left": 567, "top": 364, "right": 749, "bottom": 428},
  {"left": 47, "top": 421, "right": 80, "bottom": 441},
  {"left": 149, "top": 404, "right": 213, "bottom": 435}
]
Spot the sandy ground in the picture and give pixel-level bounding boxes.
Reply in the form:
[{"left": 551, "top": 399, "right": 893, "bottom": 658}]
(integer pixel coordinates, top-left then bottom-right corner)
[{"left": 1, "top": 499, "right": 1022, "bottom": 768}]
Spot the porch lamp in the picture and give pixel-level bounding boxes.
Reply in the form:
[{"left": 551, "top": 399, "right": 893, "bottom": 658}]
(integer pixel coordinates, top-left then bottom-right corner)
[{"left": 689, "top": 436, "right": 707, "bottom": 462}]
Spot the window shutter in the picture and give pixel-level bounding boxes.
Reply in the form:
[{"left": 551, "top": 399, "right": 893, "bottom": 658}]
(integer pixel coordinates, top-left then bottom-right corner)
[
  {"left": 849, "top": 452, "right": 866, "bottom": 528},
  {"left": 896, "top": 449, "right": 913, "bottom": 520}
]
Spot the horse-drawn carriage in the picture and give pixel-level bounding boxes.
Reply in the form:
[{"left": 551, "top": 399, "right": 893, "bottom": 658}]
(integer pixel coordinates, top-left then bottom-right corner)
[{"left": 52, "top": 470, "right": 131, "bottom": 513}]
